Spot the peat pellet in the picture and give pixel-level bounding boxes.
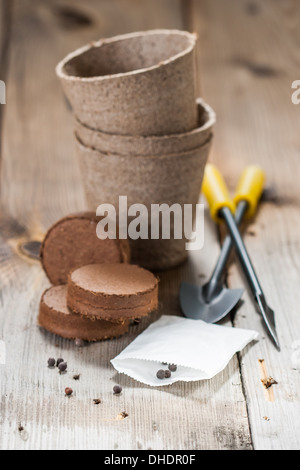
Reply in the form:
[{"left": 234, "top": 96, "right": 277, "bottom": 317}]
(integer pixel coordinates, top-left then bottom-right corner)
[
  {"left": 67, "top": 264, "right": 159, "bottom": 322},
  {"left": 40, "top": 212, "right": 130, "bottom": 285},
  {"left": 38, "top": 285, "right": 130, "bottom": 341}
]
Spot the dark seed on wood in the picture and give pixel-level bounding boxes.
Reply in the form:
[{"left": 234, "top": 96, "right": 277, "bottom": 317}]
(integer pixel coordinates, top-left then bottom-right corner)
[
  {"left": 58, "top": 362, "right": 67, "bottom": 372},
  {"left": 48, "top": 358, "right": 56, "bottom": 367},
  {"left": 156, "top": 370, "right": 165, "bottom": 380},
  {"left": 113, "top": 385, "right": 122, "bottom": 395}
]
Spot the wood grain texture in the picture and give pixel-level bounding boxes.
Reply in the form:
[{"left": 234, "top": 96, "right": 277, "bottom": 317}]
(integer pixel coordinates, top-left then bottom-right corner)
[
  {"left": 193, "top": 0, "right": 300, "bottom": 450},
  {"left": 0, "top": 0, "right": 252, "bottom": 450},
  {"left": 0, "top": 212, "right": 252, "bottom": 450},
  {"left": 0, "top": 0, "right": 12, "bottom": 156}
]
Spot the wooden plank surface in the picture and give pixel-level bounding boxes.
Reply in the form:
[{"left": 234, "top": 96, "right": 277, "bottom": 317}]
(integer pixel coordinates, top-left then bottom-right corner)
[
  {"left": 0, "top": 0, "right": 11, "bottom": 150},
  {"left": 1, "top": 0, "right": 299, "bottom": 451},
  {"left": 0, "top": 0, "right": 253, "bottom": 450},
  {"left": 193, "top": 0, "right": 300, "bottom": 450}
]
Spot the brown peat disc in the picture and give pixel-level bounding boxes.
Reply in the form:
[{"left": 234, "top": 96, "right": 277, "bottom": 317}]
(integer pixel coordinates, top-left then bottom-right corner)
[
  {"left": 67, "top": 263, "right": 159, "bottom": 322},
  {"left": 38, "top": 285, "right": 130, "bottom": 341},
  {"left": 40, "top": 212, "right": 130, "bottom": 285}
]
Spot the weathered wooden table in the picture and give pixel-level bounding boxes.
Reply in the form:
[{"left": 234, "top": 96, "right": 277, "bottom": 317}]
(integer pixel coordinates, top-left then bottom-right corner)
[{"left": 1, "top": 0, "right": 300, "bottom": 450}]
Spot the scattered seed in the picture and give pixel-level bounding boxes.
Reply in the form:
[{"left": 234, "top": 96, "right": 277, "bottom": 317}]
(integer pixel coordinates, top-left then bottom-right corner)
[
  {"left": 65, "top": 387, "right": 73, "bottom": 396},
  {"left": 261, "top": 376, "right": 278, "bottom": 389},
  {"left": 56, "top": 358, "right": 64, "bottom": 367},
  {"left": 116, "top": 411, "right": 128, "bottom": 420},
  {"left": 168, "top": 364, "right": 177, "bottom": 372},
  {"left": 17, "top": 424, "right": 28, "bottom": 442},
  {"left": 47, "top": 358, "right": 56, "bottom": 368},
  {"left": 164, "top": 370, "right": 171, "bottom": 379},
  {"left": 93, "top": 398, "right": 101, "bottom": 405},
  {"left": 73, "top": 374, "right": 80, "bottom": 381},
  {"left": 162, "top": 362, "right": 168, "bottom": 365},
  {"left": 113, "top": 385, "right": 122, "bottom": 395},
  {"left": 74, "top": 338, "right": 85, "bottom": 348},
  {"left": 156, "top": 369, "right": 165, "bottom": 380},
  {"left": 58, "top": 361, "right": 67, "bottom": 372}
]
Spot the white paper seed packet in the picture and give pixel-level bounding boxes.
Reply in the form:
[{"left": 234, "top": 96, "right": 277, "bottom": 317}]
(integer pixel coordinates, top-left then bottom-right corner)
[{"left": 111, "top": 315, "right": 259, "bottom": 386}]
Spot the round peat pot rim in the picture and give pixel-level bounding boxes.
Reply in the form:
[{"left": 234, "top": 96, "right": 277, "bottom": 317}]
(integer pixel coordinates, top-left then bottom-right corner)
[
  {"left": 56, "top": 29, "right": 197, "bottom": 83},
  {"left": 74, "top": 131, "right": 213, "bottom": 159},
  {"left": 75, "top": 98, "right": 216, "bottom": 140}
]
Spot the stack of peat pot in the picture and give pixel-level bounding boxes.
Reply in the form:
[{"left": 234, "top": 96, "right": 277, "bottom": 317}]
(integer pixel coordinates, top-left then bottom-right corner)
[{"left": 56, "top": 30, "right": 215, "bottom": 271}]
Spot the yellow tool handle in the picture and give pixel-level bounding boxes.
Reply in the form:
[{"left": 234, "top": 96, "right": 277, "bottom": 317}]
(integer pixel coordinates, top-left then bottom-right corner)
[
  {"left": 233, "top": 166, "right": 265, "bottom": 219},
  {"left": 202, "top": 164, "right": 236, "bottom": 223}
]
